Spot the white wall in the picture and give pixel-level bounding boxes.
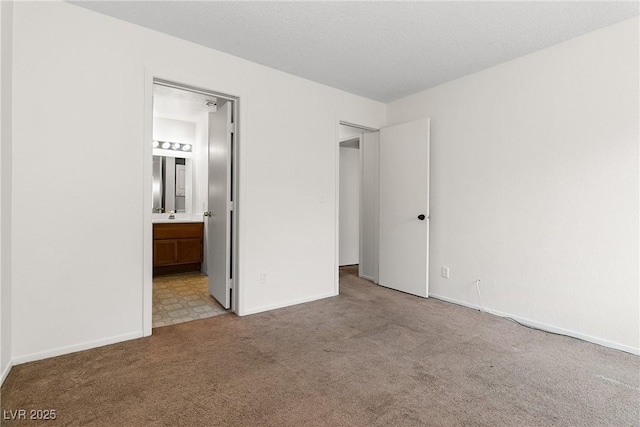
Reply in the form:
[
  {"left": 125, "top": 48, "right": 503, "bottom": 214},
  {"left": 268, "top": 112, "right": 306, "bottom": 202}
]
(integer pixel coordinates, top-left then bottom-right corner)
[
  {"left": 0, "top": 0, "right": 13, "bottom": 383},
  {"left": 339, "top": 146, "right": 360, "bottom": 265},
  {"left": 153, "top": 117, "right": 196, "bottom": 145},
  {"left": 387, "top": 17, "right": 639, "bottom": 353},
  {"left": 10, "top": 1, "right": 385, "bottom": 362}
]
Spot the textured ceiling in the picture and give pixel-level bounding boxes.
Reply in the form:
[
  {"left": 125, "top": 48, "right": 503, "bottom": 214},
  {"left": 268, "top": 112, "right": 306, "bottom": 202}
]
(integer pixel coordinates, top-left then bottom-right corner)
[{"left": 72, "top": 1, "right": 639, "bottom": 102}]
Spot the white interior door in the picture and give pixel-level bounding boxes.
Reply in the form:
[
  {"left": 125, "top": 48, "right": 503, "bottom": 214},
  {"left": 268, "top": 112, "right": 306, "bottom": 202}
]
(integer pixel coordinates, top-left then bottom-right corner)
[
  {"left": 207, "top": 102, "right": 232, "bottom": 308},
  {"left": 379, "top": 118, "right": 430, "bottom": 297}
]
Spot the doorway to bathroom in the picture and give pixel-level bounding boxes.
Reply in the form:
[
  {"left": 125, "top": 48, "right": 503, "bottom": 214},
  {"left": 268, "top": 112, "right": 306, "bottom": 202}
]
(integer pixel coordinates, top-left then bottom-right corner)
[{"left": 145, "top": 78, "right": 240, "bottom": 332}]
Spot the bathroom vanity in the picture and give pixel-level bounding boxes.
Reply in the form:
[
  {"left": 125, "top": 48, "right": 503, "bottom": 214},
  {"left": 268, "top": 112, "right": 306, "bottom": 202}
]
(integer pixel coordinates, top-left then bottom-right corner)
[{"left": 153, "top": 221, "right": 204, "bottom": 276}]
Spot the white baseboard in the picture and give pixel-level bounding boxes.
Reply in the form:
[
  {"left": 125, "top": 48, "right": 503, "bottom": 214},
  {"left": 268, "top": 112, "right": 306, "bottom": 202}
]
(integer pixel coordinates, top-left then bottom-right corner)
[
  {"left": 429, "top": 293, "right": 483, "bottom": 311},
  {"left": 1, "top": 360, "right": 12, "bottom": 385},
  {"left": 359, "top": 274, "right": 375, "bottom": 282},
  {"left": 12, "top": 331, "right": 143, "bottom": 365},
  {"left": 240, "top": 292, "right": 337, "bottom": 316},
  {"left": 429, "top": 293, "right": 640, "bottom": 356}
]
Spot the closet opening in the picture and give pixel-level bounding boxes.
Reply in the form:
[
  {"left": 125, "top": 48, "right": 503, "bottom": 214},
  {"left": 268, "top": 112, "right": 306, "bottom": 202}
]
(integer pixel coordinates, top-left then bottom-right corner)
[{"left": 337, "top": 122, "right": 379, "bottom": 291}]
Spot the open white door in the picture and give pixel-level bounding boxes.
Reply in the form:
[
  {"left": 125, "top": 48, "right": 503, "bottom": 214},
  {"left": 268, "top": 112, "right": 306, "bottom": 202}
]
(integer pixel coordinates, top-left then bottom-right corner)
[
  {"left": 379, "top": 118, "right": 430, "bottom": 297},
  {"left": 207, "top": 102, "right": 232, "bottom": 308}
]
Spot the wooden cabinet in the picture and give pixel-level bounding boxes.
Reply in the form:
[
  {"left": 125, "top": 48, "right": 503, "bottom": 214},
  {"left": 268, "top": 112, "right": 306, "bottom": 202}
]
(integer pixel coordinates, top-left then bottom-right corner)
[{"left": 153, "top": 222, "right": 204, "bottom": 276}]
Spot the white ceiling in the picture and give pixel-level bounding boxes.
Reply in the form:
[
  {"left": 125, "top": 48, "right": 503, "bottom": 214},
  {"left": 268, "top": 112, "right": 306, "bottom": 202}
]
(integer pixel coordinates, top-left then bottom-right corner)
[
  {"left": 72, "top": 1, "right": 639, "bottom": 103},
  {"left": 153, "top": 84, "right": 219, "bottom": 122}
]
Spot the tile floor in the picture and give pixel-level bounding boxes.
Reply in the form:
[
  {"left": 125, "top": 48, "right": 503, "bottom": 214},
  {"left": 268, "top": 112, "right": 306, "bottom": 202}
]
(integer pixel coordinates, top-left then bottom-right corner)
[{"left": 153, "top": 272, "right": 228, "bottom": 328}]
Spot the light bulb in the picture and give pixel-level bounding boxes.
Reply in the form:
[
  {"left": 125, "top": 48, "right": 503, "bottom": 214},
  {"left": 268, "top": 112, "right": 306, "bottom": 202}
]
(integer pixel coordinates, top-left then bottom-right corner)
[
  {"left": 172, "top": 143, "right": 181, "bottom": 150},
  {"left": 152, "top": 140, "right": 160, "bottom": 148},
  {"left": 182, "top": 144, "right": 191, "bottom": 151},
  {"left": 161, "top": 142, "right": 171, "bottom": 149}
]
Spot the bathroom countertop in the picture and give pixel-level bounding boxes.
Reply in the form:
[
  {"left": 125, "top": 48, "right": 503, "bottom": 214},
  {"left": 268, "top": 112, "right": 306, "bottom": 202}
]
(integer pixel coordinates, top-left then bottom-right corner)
[{"left": 152, "top": 215, "right": 204, "bottom": 224}]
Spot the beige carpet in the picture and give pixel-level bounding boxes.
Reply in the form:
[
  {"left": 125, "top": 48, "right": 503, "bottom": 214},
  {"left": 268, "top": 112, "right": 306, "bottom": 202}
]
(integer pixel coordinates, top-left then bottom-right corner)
[{"left": 1, "top": 266, "right": 638, "bottom": 426}]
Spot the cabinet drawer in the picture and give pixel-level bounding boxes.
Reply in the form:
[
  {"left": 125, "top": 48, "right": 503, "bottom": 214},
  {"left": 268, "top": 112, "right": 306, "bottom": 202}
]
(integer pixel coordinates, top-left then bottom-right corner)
[{"left": 153, "top": 223, "right": 203, "bottom": 240}]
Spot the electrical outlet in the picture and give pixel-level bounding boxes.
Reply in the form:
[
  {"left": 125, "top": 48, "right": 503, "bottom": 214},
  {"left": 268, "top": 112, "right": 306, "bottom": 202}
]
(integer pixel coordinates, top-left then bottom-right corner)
[
  {"left": 260, "top": 271, "right": 268, "bottom": 284},
  {"left": 441, "top": 266, "right": 450, "bottom": 279}
]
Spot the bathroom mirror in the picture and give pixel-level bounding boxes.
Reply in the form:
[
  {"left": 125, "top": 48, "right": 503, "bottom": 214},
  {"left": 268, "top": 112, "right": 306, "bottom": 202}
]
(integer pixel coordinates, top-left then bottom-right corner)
[{"left": 152, "top": 155, "right": 193, "bottom": 214}]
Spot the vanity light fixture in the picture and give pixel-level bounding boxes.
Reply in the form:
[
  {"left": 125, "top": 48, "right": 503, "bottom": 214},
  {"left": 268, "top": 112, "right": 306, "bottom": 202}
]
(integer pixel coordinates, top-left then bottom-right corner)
[{"left": 154, "top": 140, "right": 192, "bottom": 153}]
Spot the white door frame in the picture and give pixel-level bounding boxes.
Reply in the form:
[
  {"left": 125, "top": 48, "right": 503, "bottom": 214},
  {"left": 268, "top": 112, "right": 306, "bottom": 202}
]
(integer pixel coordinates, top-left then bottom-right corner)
[
  {"left": 334, "top": 120, "right": 379, "bottom": 296},
  {"left": 143, "top": 71, "right": 243, "bottom": 336}
]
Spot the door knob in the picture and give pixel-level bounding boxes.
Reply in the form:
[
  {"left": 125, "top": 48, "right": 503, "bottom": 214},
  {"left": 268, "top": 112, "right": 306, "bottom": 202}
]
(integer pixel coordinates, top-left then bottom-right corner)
[
  {"left": 204, "top": 211, "right": 214, "bottom": 217},
  {"left": 418, "top": 214, "right": 426, "bottom": 220}
]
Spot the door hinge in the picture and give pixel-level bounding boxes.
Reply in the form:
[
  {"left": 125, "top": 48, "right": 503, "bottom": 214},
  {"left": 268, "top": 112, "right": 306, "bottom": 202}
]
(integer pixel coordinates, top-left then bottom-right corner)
[
  {"left": 228, "top": 279, "right": 234, "bottom": 290},
  {"left": 228, "top": 122, "right": 236, "bottom": 133},
  {"left": 228, "top": 201, "right": 234, "bottom": 211}
]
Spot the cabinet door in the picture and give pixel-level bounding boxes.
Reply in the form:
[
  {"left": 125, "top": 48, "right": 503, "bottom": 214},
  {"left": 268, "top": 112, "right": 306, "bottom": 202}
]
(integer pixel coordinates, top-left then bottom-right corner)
[
  {"left": 154, "top": 239, "right": 178, "bottom": 266},
  {"left": 177, "top": 238, "right": 203, "bottom": 264}
]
